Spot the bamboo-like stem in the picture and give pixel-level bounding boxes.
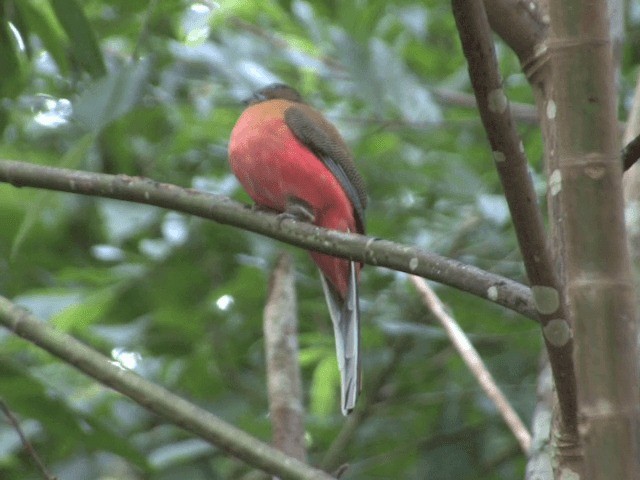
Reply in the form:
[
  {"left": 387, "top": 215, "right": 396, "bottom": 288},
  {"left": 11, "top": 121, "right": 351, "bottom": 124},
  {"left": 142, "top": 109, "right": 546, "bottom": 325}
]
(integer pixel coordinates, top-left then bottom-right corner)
[{"left": 547, "top": 0, "right": 640, "bottom": 477}]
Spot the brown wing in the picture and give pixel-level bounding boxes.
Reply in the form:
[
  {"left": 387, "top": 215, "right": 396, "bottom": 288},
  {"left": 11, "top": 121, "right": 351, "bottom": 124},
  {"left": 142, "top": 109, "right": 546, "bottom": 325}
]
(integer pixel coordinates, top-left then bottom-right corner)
[{"left": 284, "top": 105, "right": 367, "bottom": 234}]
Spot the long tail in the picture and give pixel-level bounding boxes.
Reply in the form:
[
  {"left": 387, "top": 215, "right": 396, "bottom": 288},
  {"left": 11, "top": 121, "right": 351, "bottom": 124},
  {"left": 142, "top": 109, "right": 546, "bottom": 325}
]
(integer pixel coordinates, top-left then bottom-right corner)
[{"left": 319, "top": 260, "right": 361, "bottom": 415}]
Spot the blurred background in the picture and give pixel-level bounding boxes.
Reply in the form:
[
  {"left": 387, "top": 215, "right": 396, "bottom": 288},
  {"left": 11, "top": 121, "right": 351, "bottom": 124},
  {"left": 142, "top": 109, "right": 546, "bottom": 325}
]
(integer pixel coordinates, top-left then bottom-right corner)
[{"left": 1, "top": 1, "right": 638, "bottom": 478}]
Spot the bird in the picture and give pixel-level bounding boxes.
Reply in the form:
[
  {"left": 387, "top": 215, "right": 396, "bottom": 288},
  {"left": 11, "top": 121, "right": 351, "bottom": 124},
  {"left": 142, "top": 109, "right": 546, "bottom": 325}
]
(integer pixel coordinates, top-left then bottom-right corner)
[{"left": 228, "top": 83, "right": 367, "bottom": 415}]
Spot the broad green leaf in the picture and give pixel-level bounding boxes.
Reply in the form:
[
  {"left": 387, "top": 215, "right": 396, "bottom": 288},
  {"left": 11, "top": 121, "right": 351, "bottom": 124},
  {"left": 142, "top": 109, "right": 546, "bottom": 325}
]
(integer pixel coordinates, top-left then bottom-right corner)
[
  {"left": 0, "top": 19, "right": 27, "bottom": 99},
  {"left": 15, "top": 0, "right": 70, "bottom": 74},
  {"left": 74, "top": 60, "right": 150, "bottom": 133},
  {"left": 51, "top": 286, "right": 118, "bottom": 331},
  {"left": 309, "top": 355, "right": 339, "bottom": 416},
  {"left": 12, "top": 289, "right": 82, "bottom": 320},
  {"left": 50, "top": 0, "right": 106, "bottom": 76}
]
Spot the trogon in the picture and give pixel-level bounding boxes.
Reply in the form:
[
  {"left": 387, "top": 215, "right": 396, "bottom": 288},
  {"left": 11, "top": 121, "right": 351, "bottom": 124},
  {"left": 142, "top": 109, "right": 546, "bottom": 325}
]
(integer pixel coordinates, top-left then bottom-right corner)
[{"left": 228, "top": 84, "right": 367, "bottom": 415}]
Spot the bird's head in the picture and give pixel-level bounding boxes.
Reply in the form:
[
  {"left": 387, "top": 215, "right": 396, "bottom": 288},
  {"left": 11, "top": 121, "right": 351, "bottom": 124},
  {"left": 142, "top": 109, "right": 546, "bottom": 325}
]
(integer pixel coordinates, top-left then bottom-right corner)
[{"left": 244, "top": 83, "right": 304, "bottom": 105}]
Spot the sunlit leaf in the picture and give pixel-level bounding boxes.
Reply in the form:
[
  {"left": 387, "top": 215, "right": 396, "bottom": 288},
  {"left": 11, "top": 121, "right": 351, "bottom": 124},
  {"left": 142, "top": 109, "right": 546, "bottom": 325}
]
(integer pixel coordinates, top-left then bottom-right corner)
[
  {"left": 310, "top": 356, "right": 339, "bottom": 416},
  {"left": 51, "top": 286, "right": 119, "bottom": 331}
]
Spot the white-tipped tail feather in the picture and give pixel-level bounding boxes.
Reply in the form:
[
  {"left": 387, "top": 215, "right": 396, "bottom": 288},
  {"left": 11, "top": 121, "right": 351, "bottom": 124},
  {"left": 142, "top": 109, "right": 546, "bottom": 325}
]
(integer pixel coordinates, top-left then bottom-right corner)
[{"left": 319, "top": 260, "right": 361, "bottom": 415}]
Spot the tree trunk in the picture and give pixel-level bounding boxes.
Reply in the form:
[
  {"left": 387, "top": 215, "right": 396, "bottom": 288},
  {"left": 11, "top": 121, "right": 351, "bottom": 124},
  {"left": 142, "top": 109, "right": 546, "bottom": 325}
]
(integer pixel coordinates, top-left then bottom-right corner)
[{"left": 546, "top": 0, "right": 640, "bottom": 478}]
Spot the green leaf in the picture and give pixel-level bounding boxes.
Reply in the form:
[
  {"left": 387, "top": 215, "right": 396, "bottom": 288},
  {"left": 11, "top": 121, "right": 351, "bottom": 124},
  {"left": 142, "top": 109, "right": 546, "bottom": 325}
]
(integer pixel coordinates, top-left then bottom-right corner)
[
  {"left": 0, "top": 19, "right": 27, "bottom": 99},
  {"left": 50, "top": 0, "right": 106, "bottom": 76},
  {"left": 309, "top": 356, "right": 339, "bottom": 416},
  {"left": 74, "top": 60, "right": 150, "bottom": 133},
  {"left": 0, "top": 358, "right": 149, "bottom": 469},
  {"left": 11, "top": 134, "right": 95, "bottom": 258},
  {"left": 298, "top": 345, "right": 329, "bottom": 367},
  {"left": 15, "top": 0, "right": 70, "bottom": 74},
  {"left": 51, "top": 286, "right": 118, "bottom": 331}
]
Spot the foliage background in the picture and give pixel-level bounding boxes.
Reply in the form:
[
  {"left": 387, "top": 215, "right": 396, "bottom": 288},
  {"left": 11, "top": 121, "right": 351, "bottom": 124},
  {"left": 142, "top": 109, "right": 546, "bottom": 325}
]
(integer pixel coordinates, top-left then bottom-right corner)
[{"left": 0, "top": 1, "right": 637, "bottom": 479}]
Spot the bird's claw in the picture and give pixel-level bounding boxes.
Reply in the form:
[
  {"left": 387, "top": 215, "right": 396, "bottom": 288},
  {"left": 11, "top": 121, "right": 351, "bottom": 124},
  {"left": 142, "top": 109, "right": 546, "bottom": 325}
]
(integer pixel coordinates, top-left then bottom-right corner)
[{"left": 277, "top": 198, "right": 316, "bottom": 226}]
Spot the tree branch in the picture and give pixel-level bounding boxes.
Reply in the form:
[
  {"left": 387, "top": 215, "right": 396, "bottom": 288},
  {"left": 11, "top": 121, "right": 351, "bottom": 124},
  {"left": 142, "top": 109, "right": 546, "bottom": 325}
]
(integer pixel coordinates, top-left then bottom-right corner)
[
  {"left": 0, "top": 159, "right": 537, "bottom": 320},
  {"left": 0, "top": 398, "right": 56, "bottom": 480},
  {"left": 622, "top": 133, "right": 640, "bottom": 172},
  {"left": 524, "top": 356, "right": 553, "bottom": 480},
  {"left": 483, "top": 0, "right": 549, "bottom": 82},
  {"left": 452, "top": 0, "right": 577, "bottom": 434},
  {"left": 432, "top": 87, "right": 539, "bottom": 125},
  {"left": 410, "top": 276, "right": 531, "bottom": 453},
  {"left": 0, "top": 296, "right": 333, "bottom": 480},
  {"left": 263, "top": 253, "right": 306, "bottom": 462}
]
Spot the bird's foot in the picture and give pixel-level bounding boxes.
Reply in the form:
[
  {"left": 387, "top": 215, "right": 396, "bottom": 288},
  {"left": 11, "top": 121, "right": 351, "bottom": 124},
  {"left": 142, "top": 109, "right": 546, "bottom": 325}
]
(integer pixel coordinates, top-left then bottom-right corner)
[{"left": 277, "top": 197, "right": 315, "bottom": 226}]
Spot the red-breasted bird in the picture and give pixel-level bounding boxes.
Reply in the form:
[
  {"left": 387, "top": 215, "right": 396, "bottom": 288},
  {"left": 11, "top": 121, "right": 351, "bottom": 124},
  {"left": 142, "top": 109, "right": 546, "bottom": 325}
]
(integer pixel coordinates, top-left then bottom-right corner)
[{"left": 228, "top": 84, "right": 367, "bottom": 415}]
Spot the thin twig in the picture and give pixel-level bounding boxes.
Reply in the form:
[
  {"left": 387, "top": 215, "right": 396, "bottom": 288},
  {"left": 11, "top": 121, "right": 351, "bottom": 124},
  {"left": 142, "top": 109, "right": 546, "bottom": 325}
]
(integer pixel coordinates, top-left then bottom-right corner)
[
  {"left": 0, "top": 398, "right": 56, "bottom": 480},
  {"left": 621, "top": 72, "right": 640, "bottom": 172},
  {"left": 431, "top": 88, "right": 538, "bottom": 124},
  {"left": 623, "top": 134, "right": 640, "bottom": 171},
  {"left": 410, "top": 276, "right": 531, "bottom": 453}
]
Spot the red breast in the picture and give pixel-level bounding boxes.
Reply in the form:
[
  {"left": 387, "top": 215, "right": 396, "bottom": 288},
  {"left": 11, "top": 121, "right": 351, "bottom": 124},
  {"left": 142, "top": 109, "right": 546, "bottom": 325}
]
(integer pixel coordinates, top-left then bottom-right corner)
[{"left": 229, "top": 99, "right": 358, "bottom": 296}]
